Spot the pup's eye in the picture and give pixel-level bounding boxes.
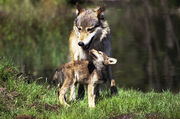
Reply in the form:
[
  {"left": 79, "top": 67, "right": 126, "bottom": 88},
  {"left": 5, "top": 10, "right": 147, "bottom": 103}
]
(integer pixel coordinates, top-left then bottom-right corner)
[{"left": 98, "top": 51, "right": 103, "bottom": 55}]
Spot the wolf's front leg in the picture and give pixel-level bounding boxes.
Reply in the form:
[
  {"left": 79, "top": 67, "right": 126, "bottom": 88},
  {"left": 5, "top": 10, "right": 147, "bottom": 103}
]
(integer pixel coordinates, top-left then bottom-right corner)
[
  {"left": 106, "top": 66, "right": 118, "bottom": 95},
  {"left": 88, "top": 84, "right": 95, "bottom": 108}
]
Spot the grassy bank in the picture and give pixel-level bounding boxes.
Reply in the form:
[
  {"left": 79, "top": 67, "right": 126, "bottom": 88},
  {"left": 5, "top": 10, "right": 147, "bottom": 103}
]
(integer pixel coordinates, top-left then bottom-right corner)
[{"left": 0, "top": 59, "right": 180, "bottom": 119}]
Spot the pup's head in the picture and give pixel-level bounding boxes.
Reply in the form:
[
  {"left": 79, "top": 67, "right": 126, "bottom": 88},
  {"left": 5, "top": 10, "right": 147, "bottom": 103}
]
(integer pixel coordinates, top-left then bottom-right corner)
[
  {"left": 74, "top": 4, "right": 106, "bottom": 50},
  {"left": 89, "top": 49, "right": 117, "bottom": 67}
]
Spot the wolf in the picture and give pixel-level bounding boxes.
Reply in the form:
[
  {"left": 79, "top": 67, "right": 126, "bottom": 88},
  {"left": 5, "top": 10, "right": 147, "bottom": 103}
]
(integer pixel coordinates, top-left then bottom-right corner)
[
  {"left": 54, "top": 49, "right": 117, "bottom": 108},
  {"left": 69, "top": 4, "right": 117, "bottom": 98}
]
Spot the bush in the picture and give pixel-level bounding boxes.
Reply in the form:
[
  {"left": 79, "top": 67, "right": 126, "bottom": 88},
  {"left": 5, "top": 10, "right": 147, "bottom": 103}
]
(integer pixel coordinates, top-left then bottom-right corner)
[{"left": 0, "top": 58, "right": 17, "bottom": 82}]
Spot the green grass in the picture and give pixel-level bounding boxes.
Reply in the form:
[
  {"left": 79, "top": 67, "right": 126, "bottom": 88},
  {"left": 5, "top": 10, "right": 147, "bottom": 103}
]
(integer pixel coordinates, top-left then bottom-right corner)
[{"left": 0, "top": 59, "right": 180, "bottom": 119}]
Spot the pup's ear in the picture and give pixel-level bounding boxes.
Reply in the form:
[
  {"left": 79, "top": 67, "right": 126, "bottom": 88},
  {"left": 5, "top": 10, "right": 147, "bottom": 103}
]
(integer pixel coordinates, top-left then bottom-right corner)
[
  {"left": 96, "top": 6, "right": 106, "bottom": 18},
  {"left": 107, "top": 58, "right": 117, "bottom": 65},
  {"left": 76, "top": 3, "right": 83, "bottom": 16}
]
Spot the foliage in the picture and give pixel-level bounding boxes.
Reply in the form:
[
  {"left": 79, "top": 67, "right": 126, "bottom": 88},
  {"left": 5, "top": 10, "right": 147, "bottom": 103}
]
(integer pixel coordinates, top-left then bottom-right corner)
[
  {"left": 0, "top": 58, "right": 17, "bottom": 83},
  {"left": 0, "top": 0, "right": 71, "bottom": 79}
]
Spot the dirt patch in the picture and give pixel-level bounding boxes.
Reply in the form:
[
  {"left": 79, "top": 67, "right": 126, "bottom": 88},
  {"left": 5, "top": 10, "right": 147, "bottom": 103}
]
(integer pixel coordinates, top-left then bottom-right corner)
[
  {"left": 0, "top": 87, "right": 20, "bottom": 100},
  {"left": 0, "top": 87, "right": 7, "bottom": 93},
  {"left": 30, "top": 102, "right": 60, "bottom": 112},
  {"left": 146, "top": 113, "right": 168, "bottom": 119},
  {"left": 44, "top": 103, "right": 60, "bottom": 111},
  {"left": 0, "top": 87, "right": 20, "bottom": 111},
  {"left": 16, "top": 114, "right": 37, "bottom": 119},
  {"left": 109, "top": 114, "right": 134, "bottom": 119},
  {"left": 110, "top": 113, "right": 168, "bottom": 119}
]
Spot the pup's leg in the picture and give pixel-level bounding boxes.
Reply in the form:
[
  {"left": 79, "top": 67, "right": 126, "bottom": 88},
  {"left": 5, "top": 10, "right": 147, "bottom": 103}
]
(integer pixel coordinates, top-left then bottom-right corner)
[
  {"left": 77, "top": 62, "right": 95, "bottom": 99},
  {"left": 69, "top": 83, "right": 76, "bottom": 101},
  {"left": 88, "top": 84, "right": 95, "bottom": 108},
  {"left": 59, "top": 83, "right": 70, "bottom": 107}
]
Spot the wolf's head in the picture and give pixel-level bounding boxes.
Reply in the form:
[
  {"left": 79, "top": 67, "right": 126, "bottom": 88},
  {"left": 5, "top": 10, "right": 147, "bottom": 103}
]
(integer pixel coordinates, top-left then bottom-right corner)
[
  {"left": 74, "top": 4, "right": 107, "bottom": 50},
  {"left": 89, "top": 49, "right": 117, "bottom": 68}
]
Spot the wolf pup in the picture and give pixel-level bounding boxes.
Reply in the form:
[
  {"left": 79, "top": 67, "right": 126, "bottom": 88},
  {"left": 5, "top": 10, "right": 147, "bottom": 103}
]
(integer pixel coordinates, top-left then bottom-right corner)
[
  {"left": 54, "top": 49, "right": 117, "bottom": 108},
  {"left": 69, "top": 4, "right": 117, "bottom": 98}
]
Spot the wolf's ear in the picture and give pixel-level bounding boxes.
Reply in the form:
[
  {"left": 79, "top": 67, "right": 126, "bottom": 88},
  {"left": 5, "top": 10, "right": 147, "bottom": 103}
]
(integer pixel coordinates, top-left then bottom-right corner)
[
  {"left": 76, "top": 3, "right": 83, "bottom": 16},
  {"left": 96, "top": 6, "right": 106, "bottom": 18},
  {"left": 107, "top": 58, "right": 117, "bottom": 65}
]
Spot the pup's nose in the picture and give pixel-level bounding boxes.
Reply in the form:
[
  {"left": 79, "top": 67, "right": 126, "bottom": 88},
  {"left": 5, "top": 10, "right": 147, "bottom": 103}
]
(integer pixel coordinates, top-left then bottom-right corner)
[
  {"left": 78, "top": 42, "right": 84, "bottom": 46},
  {"left": 89, "top": 50, "right": 93, "bottom": 53}
]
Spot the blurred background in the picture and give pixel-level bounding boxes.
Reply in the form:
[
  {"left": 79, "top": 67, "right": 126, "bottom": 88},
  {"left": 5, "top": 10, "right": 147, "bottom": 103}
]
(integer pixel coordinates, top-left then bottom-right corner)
[{"left": 0, "top": 0, "right": 180, "bottom": 92}]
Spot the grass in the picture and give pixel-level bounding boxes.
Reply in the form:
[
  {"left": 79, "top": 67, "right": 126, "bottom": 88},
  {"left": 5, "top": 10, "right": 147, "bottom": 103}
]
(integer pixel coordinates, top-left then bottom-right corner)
[{"left": 0, "top": 59, "right": 180, "bottom": 119}]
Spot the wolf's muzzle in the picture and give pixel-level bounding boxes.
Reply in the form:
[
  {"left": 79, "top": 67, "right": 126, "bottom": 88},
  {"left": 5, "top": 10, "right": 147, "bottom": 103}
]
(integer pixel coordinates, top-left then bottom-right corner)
[{"left": 78, "top": 36, "right": 95, "bottom": 50}]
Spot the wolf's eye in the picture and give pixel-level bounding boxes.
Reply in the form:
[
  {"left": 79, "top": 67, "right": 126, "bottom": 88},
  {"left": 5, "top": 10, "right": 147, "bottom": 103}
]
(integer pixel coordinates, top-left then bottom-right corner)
[
  {"left": 78, "top": 27, "right": 82, "bottom": 31},
  {"left": 87, "top": 27, "right": 94, "bottom": 32}
]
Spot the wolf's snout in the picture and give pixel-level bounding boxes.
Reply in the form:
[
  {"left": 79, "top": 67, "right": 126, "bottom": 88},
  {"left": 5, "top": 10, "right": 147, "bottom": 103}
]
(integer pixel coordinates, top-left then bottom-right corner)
[{"left": 78, "top": 42, "right": 84, "bottom": 46}]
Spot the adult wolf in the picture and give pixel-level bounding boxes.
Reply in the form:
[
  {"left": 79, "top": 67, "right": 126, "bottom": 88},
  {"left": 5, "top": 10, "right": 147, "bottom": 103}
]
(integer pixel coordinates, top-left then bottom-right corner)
[{"left": 69, "top": 4, "right": 117, "bottom": 98}]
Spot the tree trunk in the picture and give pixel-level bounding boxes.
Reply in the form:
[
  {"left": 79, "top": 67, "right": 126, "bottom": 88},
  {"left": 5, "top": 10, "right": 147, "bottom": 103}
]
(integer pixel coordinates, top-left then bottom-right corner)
[
  {"left": 142, "top": 0, "right": 154, "bottom": 89},
  {"left": 160, "top": 0, "right": 176, "bottom": 89}
]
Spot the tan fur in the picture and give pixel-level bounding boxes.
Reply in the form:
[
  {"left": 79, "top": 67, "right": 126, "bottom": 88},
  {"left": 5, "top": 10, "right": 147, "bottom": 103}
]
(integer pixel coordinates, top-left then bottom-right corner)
[{"left": 55, "top": 49, "right": 117, "bottom": 108}]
